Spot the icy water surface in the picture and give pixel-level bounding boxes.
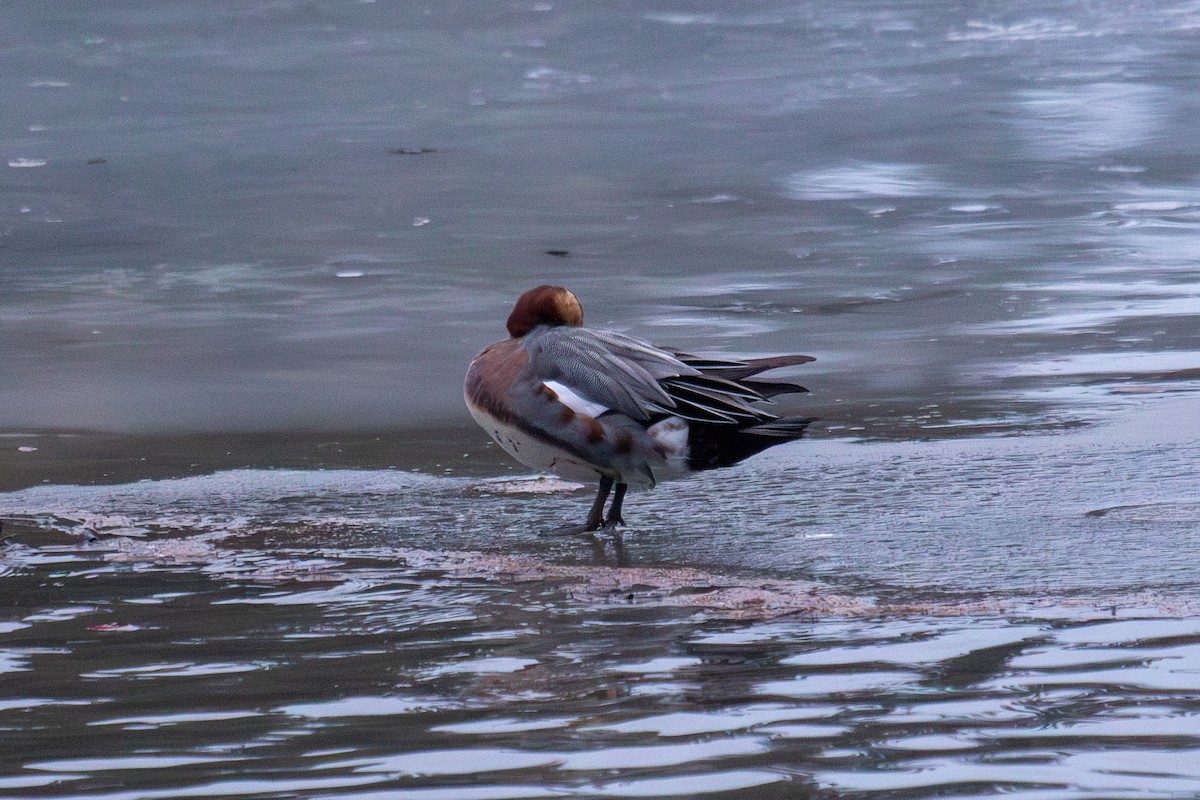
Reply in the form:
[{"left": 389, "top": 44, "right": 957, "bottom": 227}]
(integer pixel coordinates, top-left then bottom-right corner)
[
  {"left": 5, "top": 0, "right": 1200, "bottom": 797},
  {"left": 3, "top": 0, "right": 1200, "bottom": 432},
  {"left": 3, "top": 398, "right": 1200, "bottom": 798}
]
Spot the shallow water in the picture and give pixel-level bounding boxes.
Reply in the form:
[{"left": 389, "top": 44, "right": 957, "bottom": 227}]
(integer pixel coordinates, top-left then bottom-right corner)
[
  {"left": 7, "top": 567, "right": 1200, "bottom": 800},
  {"left": 5, "top": 1, "right": 1200, "bottom": 797},
  {"left": 3, "top": 397, "right": 1200, "bottom": 798}
]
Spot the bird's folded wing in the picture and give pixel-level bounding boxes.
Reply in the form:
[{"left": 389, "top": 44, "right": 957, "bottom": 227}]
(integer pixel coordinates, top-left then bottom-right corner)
[{"left": 523, "top": 327, "right": 699, "bottom": 421}]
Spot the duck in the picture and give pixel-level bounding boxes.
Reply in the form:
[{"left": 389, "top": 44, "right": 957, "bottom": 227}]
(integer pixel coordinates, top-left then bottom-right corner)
[{"left": 464, "top": 285, "right": 815, "bottom": 532}]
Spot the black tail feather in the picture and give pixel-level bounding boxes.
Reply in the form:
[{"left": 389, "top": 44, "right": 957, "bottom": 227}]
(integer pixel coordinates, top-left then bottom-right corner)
[
  {"left": 739, "top": 378, "right": 809, "bottom": 398},
  {"left": 665, "top": 350, "right": 815, "bottom": 470},
  {"left": 675, "top": 352, "right": 815, "bottom": 400},
  {"left": 686, "top": 415, "right": 814, "bottom": 471},
  {"left": 743, "top": 416, "right": 816, "bottom": 437},
  {"left": 651, "top": 394, "right": 745, "bottom": 424},
  {"left": 666, "top": 373, "right": 767, "bottom": 401},
  {"left": 663, "top": 379, "right": 769, "bottom": 418}
]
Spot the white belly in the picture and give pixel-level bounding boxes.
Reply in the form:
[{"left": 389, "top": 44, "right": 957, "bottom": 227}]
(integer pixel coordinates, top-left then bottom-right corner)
[{"left": 468, "top": 405, "right": 603, "bottom": 484}]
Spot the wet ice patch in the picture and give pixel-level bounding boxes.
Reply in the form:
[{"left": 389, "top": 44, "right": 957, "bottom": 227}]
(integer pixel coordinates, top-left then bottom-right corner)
[
  {"left": 82, "top": 661, "right": 270, "bottom": 680},
  {"left": 89, "top": 710, "right": 263, "bottom": 728},
  {"left": 1003, "top": 350, "right": 1200, "bottom": 378},
  {"left": 756, "top": 671, "right": 919, "bottom": 698},
  {"left": 783, "top": 162, "right": 949, "bottom": 200},
  {"left": 472, "top": 477, "right": 585, "bottom": 495},
  {"left": 1050, "top": 617, "right": 1200, "bottom": 646},
  {"left": 606, "top": 657, "right": 701, "bottom": 675},
  {"left": 0, "top": 468, "right": 449, "bottom": 538},
  {"left": 947, "top": 19, "right": 1102, "bottom": 41},
  {"left": 278, "top": 696, "right": 453, "bottom": 719},
  {"left": 333, "top": 748, "right": 562, "bottom": 776},
  {"left": 582, "top": 704, "right": 837, "bottom": 737},
  {"left": 26, "top": 754, "right": 246, "bottom": 772},
  {"left": 1011, "top": 83, "right": 1164, "bottom": 159},
  {"left": 644, "top": 12, "right": 720, "bottom": 25},
  {"left": 781, "top": 625, "right": 1044, "bottom": 666},
  {"left": 431, "top": 657, "right": 539, "bottom": 676},
  {"left": 588, "top": 770, "right": 788, "bottom": 797},
  {"left": 22, "top": 605, "right": 103, "bottom": 624},
  {"left": 975, "top": 278, "right": 1200, "bottom": 336},
  {"left": 522, "top": 66, "right": 595, "bottom": 93},
  {"left": 757, "top": 722, "right": 847, "bottom": 739},
  {"left": 557, "top": 737, "right": 768, "bottom": 771},
  {"left": 432, "top": 716, "right": 578, "bottom": 735},
  {"left": 1113, "top": 201, "right": 1195, "bottom": 213}
]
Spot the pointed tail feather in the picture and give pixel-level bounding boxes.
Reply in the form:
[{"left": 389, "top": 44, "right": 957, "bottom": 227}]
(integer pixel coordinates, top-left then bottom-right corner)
[
  {"left": 670, "top": 353, "right": 748, "bottom": 370},
  {"left": 743, "top": 416, "right": 816, "bottom": 438},
  {"left": 663, "top": 381, "right": 770, "bottom": 421},
  {"left": 666, "top": 373, "right": 770, "bottom": 401},
  {"left": 740, "top": 378, "right": 809, "bottom": 399},
  {"left": 696, "top": 354, "right": 815, "bottom": 381}
]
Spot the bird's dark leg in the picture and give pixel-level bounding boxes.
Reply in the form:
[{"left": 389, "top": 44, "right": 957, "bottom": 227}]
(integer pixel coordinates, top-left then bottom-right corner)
[
  {"left": 585, "top": 475, "right": 614, "bottom": 531},
  {"left": 547, "top": 475, "right": 612, "bottom": 535},
  {"left": 603, "top": 482, "right": 628, "bottom": 528}
]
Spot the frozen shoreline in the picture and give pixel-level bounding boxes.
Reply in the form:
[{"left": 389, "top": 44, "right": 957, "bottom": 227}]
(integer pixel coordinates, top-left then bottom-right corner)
[{"left": 4, "top": 393, "right": 1197, "bottom": 595}]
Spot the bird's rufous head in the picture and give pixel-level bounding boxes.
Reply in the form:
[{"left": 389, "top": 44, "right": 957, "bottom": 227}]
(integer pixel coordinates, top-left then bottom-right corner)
[{"left": 506, "top": 285, "right": 584, "bottom": 338}]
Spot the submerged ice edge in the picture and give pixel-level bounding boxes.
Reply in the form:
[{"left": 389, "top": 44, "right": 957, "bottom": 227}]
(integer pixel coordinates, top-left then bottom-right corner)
[
  {"left": 0, "top": 468, "right": 469, "bottom": 536},
  {"left": 2, "top": 393, "right": 1197, "bottom": 602},
  {"left": 3, "top": 517, "right": 1198, "bottom": 624}
]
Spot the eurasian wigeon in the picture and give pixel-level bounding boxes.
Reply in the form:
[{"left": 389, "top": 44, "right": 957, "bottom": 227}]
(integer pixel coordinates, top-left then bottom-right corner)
[{"left": 465, "top": 285, "right": 815, "bottom": 532}]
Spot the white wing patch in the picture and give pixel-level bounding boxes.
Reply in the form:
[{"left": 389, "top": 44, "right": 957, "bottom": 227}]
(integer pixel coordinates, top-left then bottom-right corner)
[{"left": 543, "top": 379, "right": 610, "bottom": 418}]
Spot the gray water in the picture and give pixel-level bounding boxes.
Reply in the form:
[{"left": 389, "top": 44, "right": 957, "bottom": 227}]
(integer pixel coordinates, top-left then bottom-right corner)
[
  {"left": 3, "top": 399, "right": 1200, "bottom": 798},
  {"left": 4, "top": 0, "right": 1200, "bottom": 432},
  {"left": 4, "top": 1, "right": 1200, "bottom": 798}
]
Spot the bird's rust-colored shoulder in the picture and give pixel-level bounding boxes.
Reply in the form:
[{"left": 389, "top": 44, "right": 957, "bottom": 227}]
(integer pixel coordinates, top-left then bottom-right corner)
[{"left": 464, "top": 338, "right": 528, "bottom": 424}]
